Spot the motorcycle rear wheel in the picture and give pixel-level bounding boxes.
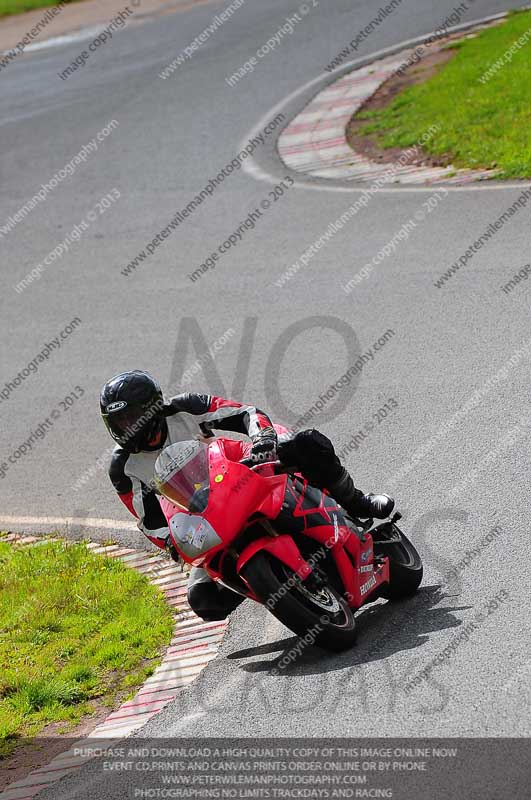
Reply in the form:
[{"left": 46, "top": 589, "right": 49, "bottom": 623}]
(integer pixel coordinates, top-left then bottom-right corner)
[{"left": 241, "top": 552, "right": 357, "bottom": 652}]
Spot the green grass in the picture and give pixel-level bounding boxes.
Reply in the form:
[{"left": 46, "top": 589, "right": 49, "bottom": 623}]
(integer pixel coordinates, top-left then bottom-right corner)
[
  {"left": 355, "top": 10, "right": 531, "bottom": 179},
  {"left": 0, "top": 539, "right": 174, "bottom": 758},
  {"left": 0, "top": 0, "right": 83, "bottom": 19}
]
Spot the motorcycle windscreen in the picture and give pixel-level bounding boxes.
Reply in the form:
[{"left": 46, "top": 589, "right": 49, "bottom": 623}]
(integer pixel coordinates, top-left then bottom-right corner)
[{"left": 154, "top": 440, "right": 210, "bottom": 512}]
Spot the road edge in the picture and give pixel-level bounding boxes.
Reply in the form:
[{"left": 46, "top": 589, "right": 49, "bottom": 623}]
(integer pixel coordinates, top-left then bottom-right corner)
[
  {"left": 0, "top": 0, "right": 211, "bottom": 57},
  {"left": 242, "top": 8, "right": 531, "bottom": 192},
  {"left": 278, "top": 18, "right": 506, "bottom": 186},
  {"left": 0, "top": 533, "right": 227, "bottom": 800}
]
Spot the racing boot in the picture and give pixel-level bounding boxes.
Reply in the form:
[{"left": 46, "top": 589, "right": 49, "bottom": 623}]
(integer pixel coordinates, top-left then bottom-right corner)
[
  {"left": 187, "top": 567, "right": 245, "bottom": 621},
  {"left": 327, "top": 467, "right": 394, "bottom": 519}
]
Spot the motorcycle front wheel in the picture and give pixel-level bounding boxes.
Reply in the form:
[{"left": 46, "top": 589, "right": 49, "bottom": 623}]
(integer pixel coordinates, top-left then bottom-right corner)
[
  {"left": 372, "top": 523, "right": 423, "bottom": 601},
  {"left": 241, "top": 552, "right": 356, "bottom": 652}
]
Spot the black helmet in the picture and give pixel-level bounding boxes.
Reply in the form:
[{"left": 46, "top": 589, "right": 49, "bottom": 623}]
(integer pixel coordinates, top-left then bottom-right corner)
[{"left": 100, "top": 371, "right": 166, "bottom": 452}]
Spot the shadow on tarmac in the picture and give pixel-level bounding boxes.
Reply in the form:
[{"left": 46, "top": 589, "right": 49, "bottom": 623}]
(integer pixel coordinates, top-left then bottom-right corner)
[{"left": 228, "top": 585, "right": 472, "bottom": 677}]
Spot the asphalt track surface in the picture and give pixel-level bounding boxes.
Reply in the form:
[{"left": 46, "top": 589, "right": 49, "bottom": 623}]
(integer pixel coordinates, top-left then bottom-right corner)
[{"left": 1, "top": 0, "right": 530, "bottom": 784}]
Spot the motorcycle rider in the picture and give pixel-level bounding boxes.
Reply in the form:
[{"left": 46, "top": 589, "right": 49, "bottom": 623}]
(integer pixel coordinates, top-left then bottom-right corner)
[{"left": 101, "top": 370, "right": 394, "bottom": 621}]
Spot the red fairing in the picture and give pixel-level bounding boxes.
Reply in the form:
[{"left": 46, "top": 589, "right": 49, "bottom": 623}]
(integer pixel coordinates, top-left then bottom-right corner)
[
  {"left": 160, "top": 436, "right": 389, "bottom": 612},
  {"left": 236, "top": 535, "right": 313, "bottom": 579},
  {"left": 118, "top": 490, "right": 138, "bottom": 518}
]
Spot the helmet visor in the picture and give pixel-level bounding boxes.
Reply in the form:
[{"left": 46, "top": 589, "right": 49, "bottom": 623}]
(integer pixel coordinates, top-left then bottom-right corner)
[{"left": 103, "top": 404, "right": 158, "bottom": 446}]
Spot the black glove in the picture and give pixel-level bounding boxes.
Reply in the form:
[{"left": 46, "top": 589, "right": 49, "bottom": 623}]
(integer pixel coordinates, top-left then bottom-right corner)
[{"left": 249, "top": 427, "right": 278, "bottom": 463}]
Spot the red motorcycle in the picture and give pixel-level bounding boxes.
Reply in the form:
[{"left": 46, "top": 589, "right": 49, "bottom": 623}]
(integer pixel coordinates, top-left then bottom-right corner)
[{"left": 154, "top": 437, "right": 423, "bottom": 651}]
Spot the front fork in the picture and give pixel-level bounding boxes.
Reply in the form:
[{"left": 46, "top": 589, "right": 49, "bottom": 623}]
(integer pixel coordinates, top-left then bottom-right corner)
[{"left": 371, "top": 511, "right": 404, "bottom": 545}]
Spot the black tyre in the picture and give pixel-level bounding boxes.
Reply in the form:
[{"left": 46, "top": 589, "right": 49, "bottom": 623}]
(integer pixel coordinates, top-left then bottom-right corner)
[
  {"left": 241, "top": 552, "right": 356, "bottom": 652},
  {"left": 373, "top": 524, "right": 423, "bottom": 600}
]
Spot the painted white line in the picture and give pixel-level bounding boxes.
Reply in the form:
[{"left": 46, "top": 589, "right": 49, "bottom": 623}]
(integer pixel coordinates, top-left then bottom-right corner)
[
  {"left": 0, "top": 0, "right": 197, "bottom": 60},
  {"left": 241, "top": 11, "right": 531, "bottom": 194},
  {"left": 18, "top": 25, "right": 104, "bottom": 54},
  {"left": 0, "top": 514, "right": 137, "bottom": 531}
]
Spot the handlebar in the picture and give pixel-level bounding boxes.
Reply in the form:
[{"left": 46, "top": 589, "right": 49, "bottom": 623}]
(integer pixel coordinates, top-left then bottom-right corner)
[
  {"left": 239, "top": 457, "right": 293, "bottom": 474},
  {"left": 238, "top": 456, "right": 257, "bottom": 468}
]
